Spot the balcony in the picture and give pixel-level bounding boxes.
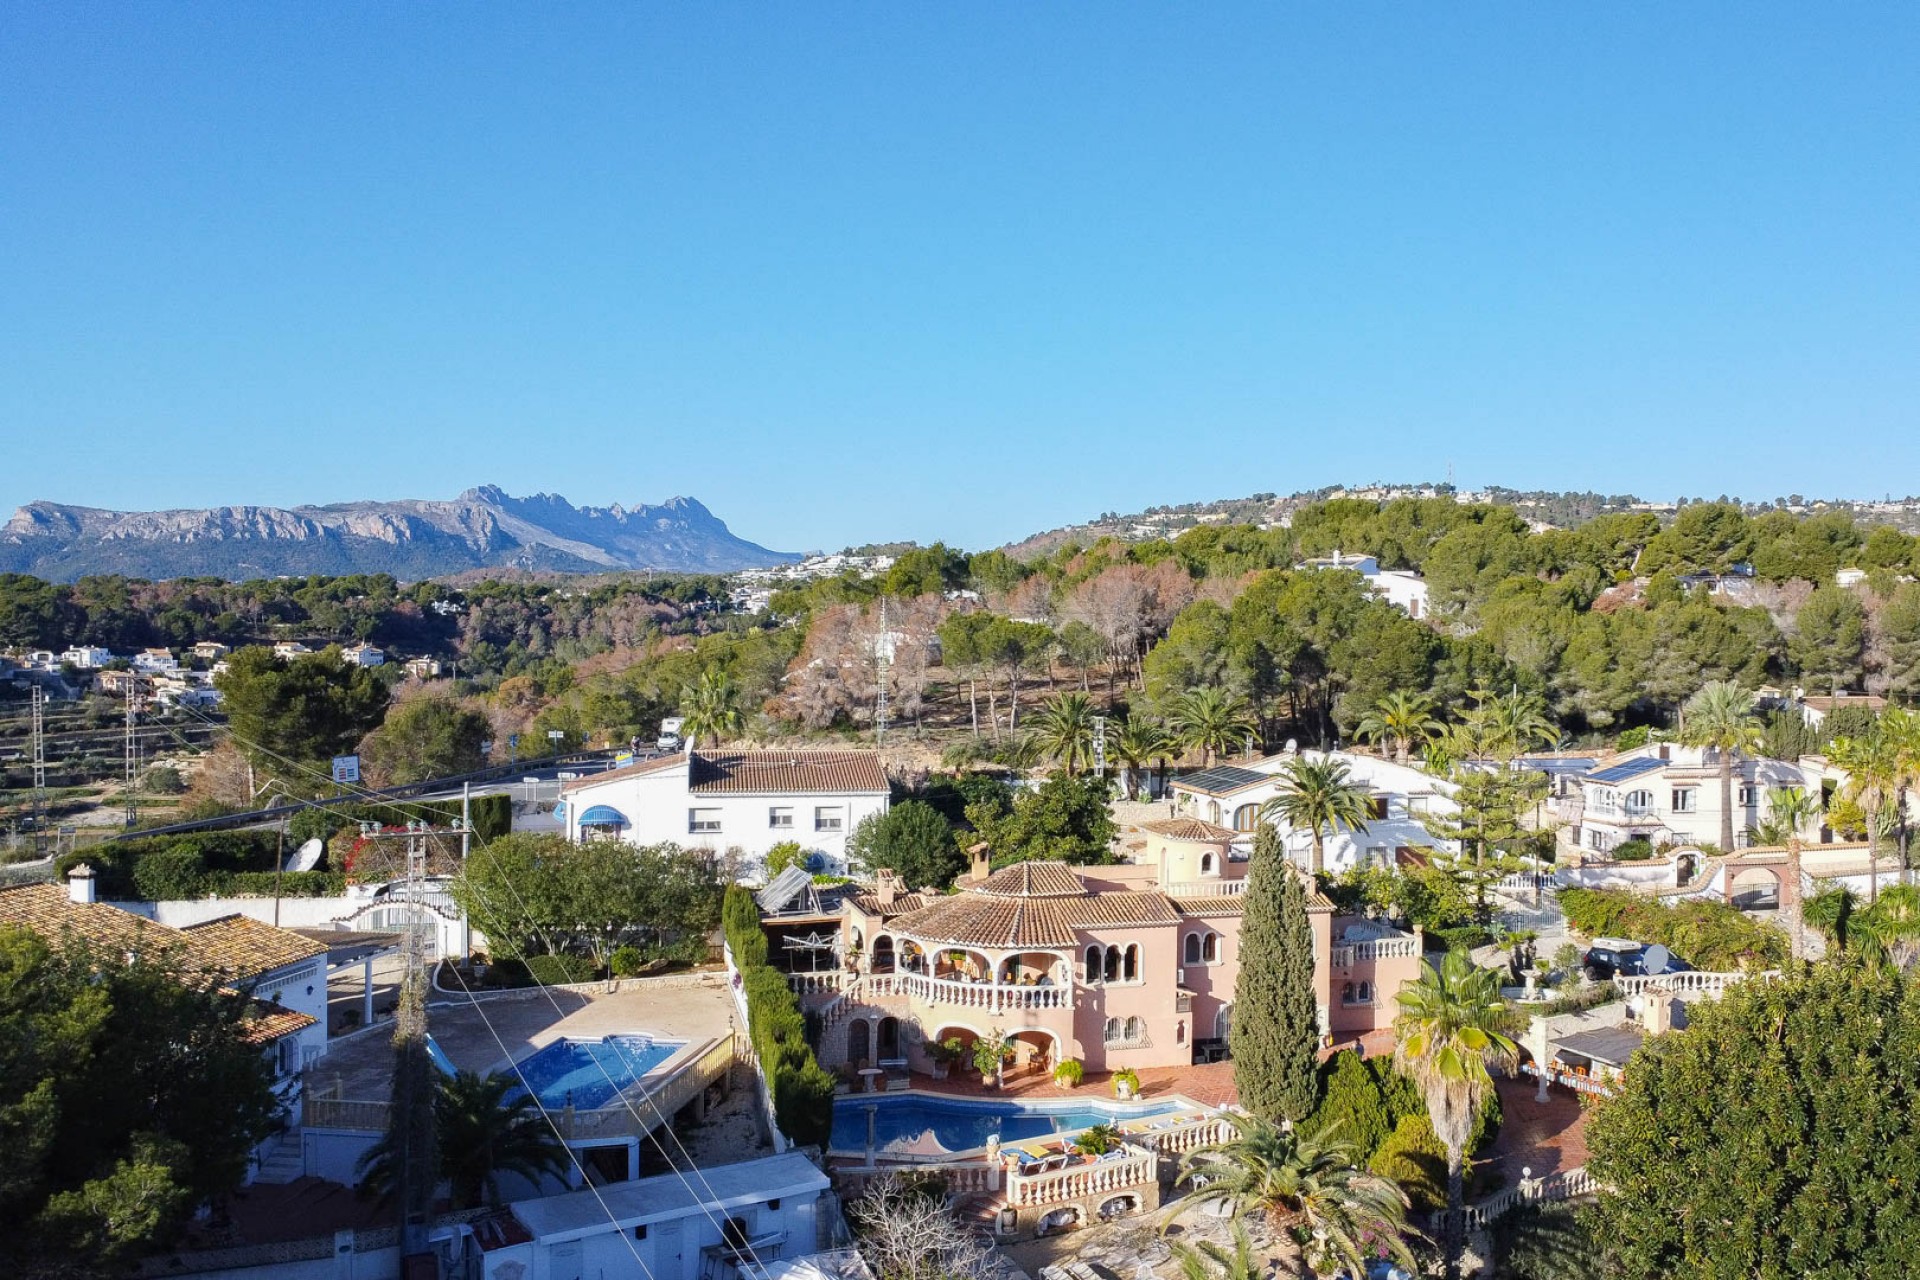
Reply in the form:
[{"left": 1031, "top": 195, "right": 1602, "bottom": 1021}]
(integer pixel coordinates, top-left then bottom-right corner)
[
  {"left": 862, "top": 970, "right": 1073, "bottom": 1013},
  {"left": 1167, "top": 878, "right": 1248, "bottom": 898},
  {"left": 1329, "top": 935, "right": 1421, "bottom": 970}
]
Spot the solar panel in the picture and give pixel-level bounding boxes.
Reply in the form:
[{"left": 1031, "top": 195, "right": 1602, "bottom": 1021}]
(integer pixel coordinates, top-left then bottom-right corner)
[
  {"left": 1181, "top": 765, "right": 1269, "bottom": 794},
  {"left": 1586, "top": 757, "right": 1666, "bottom": 784},
  {"left": 755, "top": 865, "right": 815, "bottom": 914}
]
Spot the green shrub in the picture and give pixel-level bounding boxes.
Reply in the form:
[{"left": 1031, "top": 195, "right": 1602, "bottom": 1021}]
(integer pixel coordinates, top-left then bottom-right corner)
[
  {"left": 525, "top": 953, "right": 600, "bottom": 985},
  {"left": 1370, "top": 1114, "right": 1450, "bottom": 1210},
  {"left": 1614, "top": 838, "right": 1654, "bottom": 862},
  {"left": 610, "top": 945, "right": 647, "bottom": 977},
  {"left": 1310, "top": 1050, "right": 1393, "bottom": 1160},
  {"left": 288, "top": 807, "right": 344, "bottom": 846},
  {"left": 1433, "top": 924, "right": 1495, "bottom": 953},
  {"left": 1053, "top": 1059, "right": 1084, "bottom": 1087},
  {"left": 1560, "top": 888, "right": 1785, "bottom": 969},
  {"left": 722, "top": 883, "right": 833, "bottom": 1147}
]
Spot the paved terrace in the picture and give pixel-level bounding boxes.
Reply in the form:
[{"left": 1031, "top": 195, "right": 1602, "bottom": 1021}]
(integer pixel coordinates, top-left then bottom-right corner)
[{"left": 307, "top": 973, "right": 737, "bottom": 1100}]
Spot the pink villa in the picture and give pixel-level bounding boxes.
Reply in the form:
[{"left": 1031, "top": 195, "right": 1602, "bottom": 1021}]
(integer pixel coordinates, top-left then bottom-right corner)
[{"left": 769, "top": 817, "right": 1425, "bottom": 1083}]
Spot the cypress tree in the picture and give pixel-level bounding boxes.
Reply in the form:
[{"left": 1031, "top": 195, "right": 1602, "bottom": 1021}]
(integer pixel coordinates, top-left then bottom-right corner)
[{"left": 1230, "top": 823, "right": 1320, "bottom": 1121}]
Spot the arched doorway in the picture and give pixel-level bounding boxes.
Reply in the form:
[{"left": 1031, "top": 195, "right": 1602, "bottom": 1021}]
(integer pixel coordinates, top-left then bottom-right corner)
[
  {"left": 1214, "top": 1005, "right": 1233, "bottom": 1041},
  {"left": 847, "top": 1019, "right": 872, "bottom": 1065},
  {"left": 876, "top": 1016, "right": 902, "bottom": 1063},
  {"left": 1006, "top": 1029, "right": 1057, "bottom": 1079},
  {"left": 871, "top": 936, "right": 896, "bottom": 973},
  {"left": 1675, "top": 853, "right": 1702, "bottom": 887}
]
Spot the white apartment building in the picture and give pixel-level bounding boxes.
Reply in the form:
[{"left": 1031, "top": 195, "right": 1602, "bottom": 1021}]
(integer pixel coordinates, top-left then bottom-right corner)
[
  {"left": 1298, "top": 552, "right": 1431, "bottom": 619},
  {"left": 340, "top": 642, "right": 385, "bottom": 667},
  {"left": 132, "top": 647, "right": 180, "bottom": 673},
  {"left": 559, "top": 749, "right": 891, "bottom": 875},
  {"left": 1567, "top": 745, "right": 1815, "bottom": 854},
  {"left": 1170, "top": 749, "right": 1459, "bottom": 873}
]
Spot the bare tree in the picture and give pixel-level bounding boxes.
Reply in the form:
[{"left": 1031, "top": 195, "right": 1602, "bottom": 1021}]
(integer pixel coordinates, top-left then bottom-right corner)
[{"left": 848, "top": 1176, "right": 998, "bottom": 1280}]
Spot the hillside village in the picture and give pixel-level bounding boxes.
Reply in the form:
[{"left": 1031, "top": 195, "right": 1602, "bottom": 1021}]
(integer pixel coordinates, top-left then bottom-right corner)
[{"left": 3, "top": 493, "right": 1919, "bottom": 1278}]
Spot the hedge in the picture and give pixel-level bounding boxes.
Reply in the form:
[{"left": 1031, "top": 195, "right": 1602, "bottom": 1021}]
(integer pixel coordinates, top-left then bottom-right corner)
[
  {"left": 1560, "top": 888, "right": 1785, "bottom": 970},
  {"left": 723, "top": 884, "right": 833, "bottom": 1149}
]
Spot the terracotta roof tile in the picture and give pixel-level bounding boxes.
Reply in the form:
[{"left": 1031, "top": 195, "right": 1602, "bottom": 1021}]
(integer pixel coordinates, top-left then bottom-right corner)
[
  {"left": 560, "top": 753, "right": 686, "bottom": 792},
  {"left": 180, "top": 914, "right": 328, "bottom": 973},
  {"left": 1141, "top": 818, "right": 1241, "bottom": 842},
  {"left": 239, "top": 1001, "right": 318, "bottom": 1046},
  {"left": 1172, "top": 896, "right": 1246, "bottom": 917},
  {"left": 886, "top": 885, "right": 1182, "bottom": 948},
  {"left": 849, "top": 892, "right": 934, "bottom": 918},
  {"left": 972, "top": 862, "right": 1087, "bottom": 898}
]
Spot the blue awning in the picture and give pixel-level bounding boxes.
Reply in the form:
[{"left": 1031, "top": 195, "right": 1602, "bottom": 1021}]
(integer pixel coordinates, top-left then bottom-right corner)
[{"left": 577, "top": 804, "right": 629, "bottom": 826}]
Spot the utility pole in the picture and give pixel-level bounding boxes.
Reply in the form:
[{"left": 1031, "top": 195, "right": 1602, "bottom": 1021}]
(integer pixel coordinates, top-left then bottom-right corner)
[
  {"left": 392, "top": 819, "right": 434, "bottom": 1261},
  {"left": 122, "top": 686, "right": 141, "bottom": 829},
  {"left": 30, "top": 686, "right": 48, "bottom": 857},
  {"left": 874, "top": 595, "right": 890, "bottom": 748},
  {"left": 1093, "top": 715, "right": 1107, "bottom": 779}
]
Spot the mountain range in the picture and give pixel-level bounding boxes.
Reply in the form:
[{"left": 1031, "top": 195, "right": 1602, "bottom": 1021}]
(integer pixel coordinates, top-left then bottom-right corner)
[{"left": 0, "top": 486, "right": 799, "bottom": 581}]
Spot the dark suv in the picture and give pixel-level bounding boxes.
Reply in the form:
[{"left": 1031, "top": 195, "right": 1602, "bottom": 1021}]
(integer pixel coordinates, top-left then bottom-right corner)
[{"left": 1583, "top": 938, "right": 1647, "bottom": 980}]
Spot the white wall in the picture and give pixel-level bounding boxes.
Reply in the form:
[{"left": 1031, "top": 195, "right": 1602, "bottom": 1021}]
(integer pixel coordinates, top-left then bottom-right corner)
[
  {"left": 566, "top": 770, "right": 889, "bottom": 874},
  {"left": 132, "top": 891, "right": 471, "bottom": 962}
]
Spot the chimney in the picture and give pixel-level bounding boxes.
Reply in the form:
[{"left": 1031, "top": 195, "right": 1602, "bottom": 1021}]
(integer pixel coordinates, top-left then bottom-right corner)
[
  {"left": 1642, "top": 989, "right": 1677, "bottom": 1036},
  {"left": 68, "top": 864, "right": 96, "bottom": 905},
  {"left": 875, "top": 868, "right": 900, "bottom": 906},
  {"left": 968, "top": 841, "right": 992, "bottom": 883}
]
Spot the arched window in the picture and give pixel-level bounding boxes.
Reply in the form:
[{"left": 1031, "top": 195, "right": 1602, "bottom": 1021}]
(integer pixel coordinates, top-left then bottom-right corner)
[
  {"left": 1202, "top": 933, "right": 1218, "bottom": 963},
  {"left": 1122, "top": 944, "right": 1139, "bottom": 981},
  {"left": 1103, "top": 947, "right": 1121, "bottom": 983},
  {"left": 1183, "top": 933, "right": 1201, "bottom": 965},
  {"left": 1200, "top": 852, "right": 1216, "bottom": 875},
  {"left": 1232, "top": 804, "right": 1259, "bottom": 832},
  {"left": 1085, "top": 945, "right": 1102, "bottom": 983},
  {"left": 1124, "top": 1016, "right": 1145, "bottom": 1042},
  {"left": 1175, "top": 1022, "right": 1186, "bottom": 1044},
  {"left": 1103, "top": 1017, "right": 1121, "bottom": 1044},
  {"left": 1209, "top": 802, "right": 1223, "bottom": 824},
  {"left": 1357, "top": 981, "right": 1372, "bottom": 1004},
  {"left": 1341, "top": 981, "right": 1354, "bottom": 1004}
]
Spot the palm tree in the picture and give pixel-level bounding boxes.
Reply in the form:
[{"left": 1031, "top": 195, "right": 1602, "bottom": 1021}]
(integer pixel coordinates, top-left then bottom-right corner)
[
  {"left": 1392, "top": 950, "right": 1519, "bottom": 1280},
  {"left": 358, "top": 1070, "right": 569, "bottom": 1209},
  {"left": 1030, "top": 691, "right": 1096, "bottom": 775},
  {"left": 1260, "top": 755, "right": 1373, "bottom": 876},
  {"left": 1885, "top": 707, "right": 1920, "bottom": 872},
  {"left": 1169, "top": 1220, "right": 1266, "bottom": 1280},
  {"left": 1173, "top": 1114, "right": 1416, "bottom": 1279},
  {"left": 1171, "top": 687, "right": 1257, "bottom": 768},
  {"left": 1354, "top": 691, "right": 1443, "bottom": 766},
  {"left": 1111, "top": 712, "right": 1173, "bottom": 799},
  {"left": 1831, "top": 725, "right": 1901, "bottom": 902},
  {"left": 1679, "top": 681, "right": 1763, "bottom": 854},
  {"left": 1762, "top": 785, "right": 1821, "bottom": 961},
  {"left": 679, "top": 669, "right": 744, "bottom": 746}
]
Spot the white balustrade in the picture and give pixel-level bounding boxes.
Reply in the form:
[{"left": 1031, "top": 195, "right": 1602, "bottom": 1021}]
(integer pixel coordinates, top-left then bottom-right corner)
[
  {"left": 1007, "top": 1149, "right": 1158, "bottom": 1207},
  {"left": 788, "top": 971, "right": 848, "bottom": 996},
  {"left": 1615, "top": 970, "right": 1769, "bottom": 999},
  {"left": 850, "top": 970, "right": 1073, "bottom": 1013},
  {"left": 1330, "top": 936, "right": 1421, "bottom": 969},
  {"left": 834, "top": 1160, "right": 1000, "bottom": 1198},
  {"left": 1167, "top": 879, "right": 1249, "bottom": 898},
  {"left": 1434, "top": 1165, "right": 1600, "bottom": 1233}
]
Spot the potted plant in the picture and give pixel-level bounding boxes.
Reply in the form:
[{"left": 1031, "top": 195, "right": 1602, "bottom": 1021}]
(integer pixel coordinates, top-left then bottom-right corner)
[
  {"left": 973, "top": 1031, "right": 1011, "bottom": 1088},
  {"left": 1112, "top": 1067, "right": 1140, "bottom": 1100},
  {"left": 1052, "top": 1059, "right": 1084, "bottom": 1090},
  {"left": 1072, "top": 1123, "right": 1120, "bottom": 1157},
  {"left": 929, "top": 1036, "right": 964, "bottom": 1081}
]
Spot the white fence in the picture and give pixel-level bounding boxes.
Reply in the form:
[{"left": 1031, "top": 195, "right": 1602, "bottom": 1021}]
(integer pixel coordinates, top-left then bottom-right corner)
[
  {"left": 1330, "top": 936, "right": 1422, "bottom": 968},
  {"left": 858, "top": 970, "right": 1074, "bottom": 1012},
  {"left": 1433, "top": 1166, "right": 1599, "bottom": 1234},
  {"left": 1615, "top": 970, "right": 1768, "bottom": 999}
]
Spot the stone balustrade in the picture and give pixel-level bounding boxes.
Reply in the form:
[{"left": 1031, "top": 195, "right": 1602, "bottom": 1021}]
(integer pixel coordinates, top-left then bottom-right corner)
[
  {"left": 1329, "top": 935, "right": 1422, "bottom": 968},
  {"left": 1007, "top": 1149, "right": 1158, "bottom": 1207},
  {"left": 1615, "top": 970, "right": 1768, "bottom": 999},
  {"left": 1436, "top": 1165, "right": 1598, "bottom": 1234},
  {"left": 787, "top": 971, "right": 848, "bottom": 996},
  {"left": 1167, "top": 879, "right": 1248, "bottom": 898},
  {"left": 834, "top": 1160, "right": 1001, "bottom": 1198},
  {"left": 855, "top": 970, "right": 1072, "bottom": 1013}
]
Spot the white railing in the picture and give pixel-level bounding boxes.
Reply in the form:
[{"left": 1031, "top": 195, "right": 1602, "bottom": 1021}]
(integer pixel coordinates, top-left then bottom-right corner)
[
  {"left": 1495, "top": 871, "right": 1563, "bottom": 893},
  {"left": 1007, "top": 1148, "right": 1158, "bottom": 1207},
  {"left": 788, "top": 971, "right": 849, "bottom": 996},
  {"left": 1166, "top": 879, "right": 1249, "bottom": 898},
  {"left": 1615, "top": 970, "right": 1768, "bottom": 999},
  {"left": 855, "top": 970, "right": 1072, "bottom": 1012},
  {"left": 1330, "top": 936, "right": 1422, "bottom": 968},
  {"left": 1434, "top": 1166, "right": 1598, "bottom": 1233},
  {"left": 1134, "top": 1114, "right": 1234, "bottom": 1157}
]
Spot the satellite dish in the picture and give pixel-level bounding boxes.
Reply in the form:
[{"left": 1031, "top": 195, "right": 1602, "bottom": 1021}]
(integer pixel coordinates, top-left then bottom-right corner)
[
  {"left": 803, "top": 852, "right": 826, "bottom": 873},
  {"left": 1644, "top": 944, "right": 1674, "bottom": 975},
  {"left": 287, "top": 838, "right": 325, "bottom": 873},
  {"left": 1284, "top": 739, "right": 1299, "bottom": 754}
]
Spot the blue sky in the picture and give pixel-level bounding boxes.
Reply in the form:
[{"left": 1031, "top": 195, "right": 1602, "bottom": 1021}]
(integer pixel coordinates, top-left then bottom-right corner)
[{"left": 3, "top": 6, "right": 1916, "bottom": 553}]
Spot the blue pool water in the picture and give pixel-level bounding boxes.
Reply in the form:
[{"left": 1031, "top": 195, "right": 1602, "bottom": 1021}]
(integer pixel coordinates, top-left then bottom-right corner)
[
  {"left": 830, "top": 1095, "right": 1178, "bottom": 1154},
  {"left": 508, "top": 1035, "right": 683, "bottom": 1110}
]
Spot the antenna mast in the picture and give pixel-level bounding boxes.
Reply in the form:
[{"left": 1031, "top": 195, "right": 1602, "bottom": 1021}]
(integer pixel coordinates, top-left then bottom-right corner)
[
  {"left": 122, "top": 683, "right": 142, "bottom": 829},
  {"left": 30, "top": 686, "right": 48, "bottom": 857},
  {"left": 874, "top": 595, "right": 889, "bottom": 747}
]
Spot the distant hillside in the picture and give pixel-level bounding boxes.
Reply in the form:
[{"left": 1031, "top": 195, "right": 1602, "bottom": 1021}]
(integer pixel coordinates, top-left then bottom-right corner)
[
  {"left": 0, "top": 485, "right": 800, "bottom": 581},
  {"left": 1001, "top": 483, "right": 1920, "bottom": 557}
]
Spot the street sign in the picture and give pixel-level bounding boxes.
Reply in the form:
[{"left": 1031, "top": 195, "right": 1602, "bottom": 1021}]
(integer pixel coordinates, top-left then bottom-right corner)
[
  {"left": 480, "top": 740, "right": 494, "bottom": 755},
  {"left": 331, "top": 755, "right": 361, "bottom": 784},
  {"left": 547, "top": 730, "right": 565, "bottom": 741},
  {"left": 613, "top": 751, "right": 634, "bottom": 767},
  {"left": 508, "top": 734, "right": 520, "bottom": 748}
]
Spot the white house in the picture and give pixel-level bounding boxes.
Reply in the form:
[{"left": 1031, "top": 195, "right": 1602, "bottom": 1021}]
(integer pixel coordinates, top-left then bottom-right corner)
[
  {"left": 133, "top": 647, "right": 180, "bottom": 673},
  {"left": 273, "top": 641, "right": 314, "bottom": 659},
  {"left": 1169, "top": 749, "right": 1459, "bottom": 873},
  {"left": 477, "top": 1152, "right": 831, "bottom": 1280},
  {"left": 60, "top": 645, "right": 114, "bottom": 669},
  {"left": 1298, "top": 552, "right": 1431, "bottom": 619},
  {"left": 559, "top": 749, "right": 891, "bottom": 876},
  {"left": 192, "top": 640, "right": 232, "bottom": 661},
  {"left": 1563, "top": 745, "right": 1815, "bottom": 855},
  {"left": 341, "top": 643, "right": 386, "bottom": 667}
]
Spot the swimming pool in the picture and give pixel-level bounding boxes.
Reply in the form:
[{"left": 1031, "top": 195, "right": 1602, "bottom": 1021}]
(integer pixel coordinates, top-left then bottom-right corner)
[
  {"left": 830, "top": 1093, "right": 1179, "bottom": 1154},
  {"left": 507, "top": 1035, "right": 684, "bottom": 1110}
]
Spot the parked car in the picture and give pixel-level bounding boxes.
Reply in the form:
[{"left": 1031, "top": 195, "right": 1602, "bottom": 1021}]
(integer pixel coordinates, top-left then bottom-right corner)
[{"left": 1583, "top": 937, "right": 1647, "bottom": 980}]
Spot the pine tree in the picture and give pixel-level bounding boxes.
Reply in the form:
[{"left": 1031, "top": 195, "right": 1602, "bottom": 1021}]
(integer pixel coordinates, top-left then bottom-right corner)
[{"left": 1230, "top": 823, "right": 1320, "bottom": 1122}]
